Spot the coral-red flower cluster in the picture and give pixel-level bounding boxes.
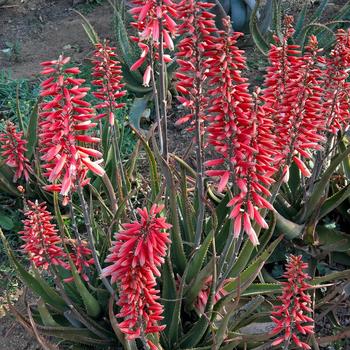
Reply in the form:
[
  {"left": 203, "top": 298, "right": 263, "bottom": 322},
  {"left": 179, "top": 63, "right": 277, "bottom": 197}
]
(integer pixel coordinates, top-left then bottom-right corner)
[
  {"left": 19, "top": 201, "right": 67, "bottom": 270},
  {"left": 102, "top": 204, "right": 171, "bottom": 348},
  {"left": 129, "top": 0, "right": 177, "bottom": 85},
  {"left": 263, "top": 18, "right": 327, "bottom": 177},
  {"left": 271, "top": 255, "right": 314, "bottom": 349},
  {"left": 64, "top": 240, "right": 94, "bottom": 283},
  {"left": 175, "top": 0, "right": 217, "bottom": 130},
  {"left": 39, "top": 56, "right": 105, "bottom": 202},
  {"left": 0, "top": 122, "right": 32, "bottom": 182},
  {"left": 204, "top": 18, "right": 275, "bottom": 245},
  {"left": 92, "top": 42, "right": 126, "bottom": 126},
  {"left": 323, "top": 29, "right": 350, "bottom": 133}
]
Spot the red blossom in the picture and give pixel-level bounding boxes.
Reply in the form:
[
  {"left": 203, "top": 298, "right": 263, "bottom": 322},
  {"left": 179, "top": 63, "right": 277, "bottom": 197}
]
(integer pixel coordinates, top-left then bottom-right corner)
[
  {"left": 129, "top": 0, "right": 177, "bottom": 84},
  {"left": 0, "top": 122, "right": 32, "bottom": 182},
  {"left": 273, "top": 34, "right": 326, "bottom": 177},
  {"left": 64, "top": 240, "right": 94, "bottom": 283},
  {"left": 92, "top": 42, "right": 126, "bottom": 126},
  {"left": 271, "top": 255, "right": 314, "bottom": 349},
  {"left": 102, "top": 204, "right": 171, "bottom": 346},
  {"left": 195, "top": 276, "right": 229, "bottom": 315},
  {"left": 205, "top": 18, "right": 275, "bottom": 245},
  {"left": 39, "top": 56, "right": 105, "bottom": 201},
  {"left": 19, "top": 201, "right": 67, "bottom": 270},
  {"left": 175, "top": 0, "right": 217, "bottom": 131},
  {"left": 323, "top": 29, "right": 350, "bottom": 133}
]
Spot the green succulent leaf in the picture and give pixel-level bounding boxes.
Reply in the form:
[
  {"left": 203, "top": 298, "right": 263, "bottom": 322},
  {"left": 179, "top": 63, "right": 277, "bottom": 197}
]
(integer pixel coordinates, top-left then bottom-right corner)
[
  {"left": 294, "top": 2, "right": 308, "bottom": 40},
  {"left": 319, "top": 184, "right": 350, "bottom": 219},
  {"left": 0, "top": 213, "right": 14, "bottom": 230},
  {"left": 128, "top": 95, "right": 151, "bottom": 131},
  {"left": 25, "top": 97, "right": 41, "bottom": 159},
  {"left": 241, "top": 283, "right": 282, "bottom": 296},
  {"left": 186, "top": 230, "right": 213, "bottom": 284},
  {"left": 250, "top": 0, "right": 270, "bottom": 55},
  {"left": 310, "top": 0, "right": 328, "bottom": 22},
  {"left": 0, "top": 229, "right": 67, "bottom": 311},
  {"left": 74, "top": 10, "right": 100, "bottom": 45},
  {"left": 225, "top": 235, "right": 283, "bottom": 293},
  {"left": 275, "top": 211, "right": 304, "bottom": 239},
  {"left": 301, "top": 145, "right": 350, "bottom": 221}
]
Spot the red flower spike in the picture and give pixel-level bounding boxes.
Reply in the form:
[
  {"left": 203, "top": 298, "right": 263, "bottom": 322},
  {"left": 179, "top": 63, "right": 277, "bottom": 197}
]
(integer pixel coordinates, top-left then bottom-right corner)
[
  {"left": 262, "top": 19, "right": 327, "bottom": 178},
  {"left": 205, "top": 18, "right": 276, "bottom": 245},
  {"left": 271, "top": 255, "right": 314, "bottom": 349},
  {"left": 19, "top": 201, "right": 67, "bottom": 270},
  {"left": 91, "top": 42, "right": 126, "bottom": 126},
  {"left": 175, "top": 0, "right": 217, "bottom": 132},
  {"left": 323, "top": 29, "right": 350, "bottom": 133},
  {"left": 102, "top": 204, "right": 171, "bottom": 345},
  {"left": 129, "top": 0, "right": 177, "bottom": 81},
  {"left": 0, "top": 122, "right": 32, "bottom": 182},
  {"left": 272, "top": 33, "right": 326, "bottom": 177},
  {"left": 194, "top": 276, "right": 229, "bottom": 315},
  {"left": 64, "top": 240, "right": 94, "bottom": 283},
  {"left": 39, "top": 55, "right": 105, "bottom": 198}
]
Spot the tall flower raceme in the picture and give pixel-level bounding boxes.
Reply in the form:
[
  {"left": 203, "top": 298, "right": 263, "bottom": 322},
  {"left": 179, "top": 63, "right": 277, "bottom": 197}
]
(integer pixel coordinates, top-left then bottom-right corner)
[
  {"left": 128, "top": 0, "right": 177, "bottom": 85},
  {"left": 19, "top": 201, "right": 67, "bottom": 270},
  {"left": 64, "top": 240, "right": 94, "bottom": 283},
  {"left": 175, "top": 0, "right": 218, "bottom": 131},
  {"left": 91, "top": 42, "right": 126, "bottom": 126},
  {"left": 102, "top": 204, "right": 171, "bottom": 348},
  {"left": 271, "top": 255, "right": 314, "bottom": 349},
  {"left": 323, "top": 29, "right": 350, "bottom": 134},
  {"left": 39, "top": 56, "right": 105, "bottom": 204},
  {"left": 274, "top": 35, "right": 327, "bottom": 178},
  {"left": 205, "top": 18, "right": 275, "bottom": 245},
  {"left": 0, "top": 121, "right": 32, "bottom": 182}
]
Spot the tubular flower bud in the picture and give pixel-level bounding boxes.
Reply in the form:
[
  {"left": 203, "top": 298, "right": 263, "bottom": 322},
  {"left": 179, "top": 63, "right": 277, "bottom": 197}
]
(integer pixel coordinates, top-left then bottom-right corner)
[
  {"left": 206, "top": 18, "right": 275, "bottom": 245},
  {"left": 19, "top": 201, "right": 67, "bottom": 270},
  {"left": 39, "top": 55, "right": 105, "bottom": 200},
  {"left": 102, "top": 204, "right": 171, "bottom": 347},
  {"left": 91, "top": 41, "right": 126, "bottom": 126},
  {"left": 0, "top": 122, "right": 32, "bottom": 182},
  {"left": 271, "top": 255, "right": 314, "bottom": 349},
  {"left": 175, "top": 0, "right": 217, "bottom": 132}
]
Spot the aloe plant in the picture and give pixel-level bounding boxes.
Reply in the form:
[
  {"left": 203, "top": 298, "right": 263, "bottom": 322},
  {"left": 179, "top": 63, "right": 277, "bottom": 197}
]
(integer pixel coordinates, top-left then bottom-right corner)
[
  {"left": 251, "top": 0, "right": 350, "bottom": 55},
  {"left": 1, "top": 2, "right": 350, "bottom": 350}
]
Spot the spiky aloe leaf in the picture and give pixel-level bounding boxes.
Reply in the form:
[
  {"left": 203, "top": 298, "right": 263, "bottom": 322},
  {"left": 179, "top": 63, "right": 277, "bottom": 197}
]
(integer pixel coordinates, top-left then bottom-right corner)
[
  {"left": 275, "top": 211, "right": 304, "bottom": 239},
  {"left": 186, "top": 230, "right": 214, "bottom": 284},
  {"left": 130, "top": 126, "right": 160, "bottom": 200},
  {"left": 294, "top": 2, "right": 309, "bottom": 40},
  {"left": 25, "top": 97, "right": 41, "bottom": 159},
  {"left": 74, "top": 10, "right": 100, "bottom": 45},
  {"left": 319, "top": 184, "right": 350, "bottom": 219},
  {"left": 0, "top": 162, "right": 20, "bottom": 195},
  {"left": 162, "top": 257, "right": 177, "bottom": 347},
  {"left": 37, "top": 299, "right": 60, "bottom": 327},
  {"left": 0, "top": 229, "right": 67, "bottom": 312},
  {"left": 53, "top": 193, "right": 101, "bottom": 318},
  {"left": 228, "top": 295, "right": 265, "bottom": 331},
  {"left": 241, "top": 283, "right": 281, "bottom": 296},
  {"left": 250, "top": 0, "right": 270, "bottom": 55},
  {"left": 340, "top": 139, "right": 350, "bottom": 180},
  {"left": 128, "top": 95, "right": 152, "bottom": 131},
  {"left": 225, "top": 235, "right": 283, "bottom": 293},
  {"left": 179, "top": 316, "right": 209, "bottom": 348},
  {"left": 317, "top": 226, "right": 350, "bottom": 253},
  {"left": 301, "top": 144, "right": 350, "bottom": 221}
]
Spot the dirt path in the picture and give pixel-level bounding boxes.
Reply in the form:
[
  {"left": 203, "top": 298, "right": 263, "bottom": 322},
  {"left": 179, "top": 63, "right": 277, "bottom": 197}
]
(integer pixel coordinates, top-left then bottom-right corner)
[{"left": 0, "top": 0, "right": 113, "bottom": 79}]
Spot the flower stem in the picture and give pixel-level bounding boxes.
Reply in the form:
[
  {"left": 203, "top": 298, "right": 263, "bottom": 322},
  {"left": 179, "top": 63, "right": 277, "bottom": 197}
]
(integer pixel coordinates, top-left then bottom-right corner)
[{"left": 76, "top": 183, "right": 115, "bottom": 297}]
